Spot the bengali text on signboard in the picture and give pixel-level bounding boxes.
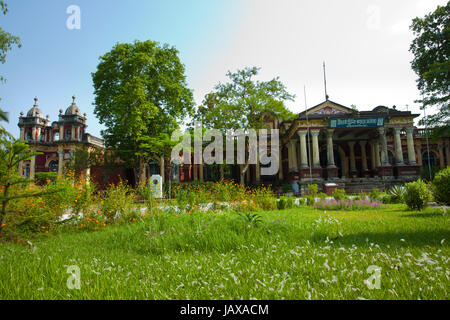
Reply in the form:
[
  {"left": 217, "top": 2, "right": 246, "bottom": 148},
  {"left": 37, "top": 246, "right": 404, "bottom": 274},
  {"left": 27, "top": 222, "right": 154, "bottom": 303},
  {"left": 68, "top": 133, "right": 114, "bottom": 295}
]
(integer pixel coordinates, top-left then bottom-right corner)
[{"left": 329, "top": 117, "right": 385, "bottom": 129}]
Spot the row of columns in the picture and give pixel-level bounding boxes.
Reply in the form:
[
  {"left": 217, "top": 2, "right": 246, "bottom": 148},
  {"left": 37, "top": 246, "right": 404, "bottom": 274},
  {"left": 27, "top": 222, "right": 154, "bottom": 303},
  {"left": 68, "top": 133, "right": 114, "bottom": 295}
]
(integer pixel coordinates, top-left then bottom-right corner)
[{"left": 287, "top": 126, "right": 418, "bottom": 173}]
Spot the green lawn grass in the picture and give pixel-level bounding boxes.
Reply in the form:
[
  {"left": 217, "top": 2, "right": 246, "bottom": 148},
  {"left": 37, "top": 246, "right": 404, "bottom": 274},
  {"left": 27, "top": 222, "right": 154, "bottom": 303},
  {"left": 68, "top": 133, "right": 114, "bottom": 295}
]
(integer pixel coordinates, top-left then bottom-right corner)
[{"left": 0, "top": 204, "right": 449, "bottom": 300}]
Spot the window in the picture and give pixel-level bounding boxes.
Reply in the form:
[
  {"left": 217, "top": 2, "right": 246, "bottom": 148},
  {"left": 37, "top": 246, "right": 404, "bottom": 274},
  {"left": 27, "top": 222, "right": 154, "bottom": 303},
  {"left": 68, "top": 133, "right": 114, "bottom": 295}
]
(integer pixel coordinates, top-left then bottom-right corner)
[{"left": 65, "top": 129, "right": 71, "bottom": 140}]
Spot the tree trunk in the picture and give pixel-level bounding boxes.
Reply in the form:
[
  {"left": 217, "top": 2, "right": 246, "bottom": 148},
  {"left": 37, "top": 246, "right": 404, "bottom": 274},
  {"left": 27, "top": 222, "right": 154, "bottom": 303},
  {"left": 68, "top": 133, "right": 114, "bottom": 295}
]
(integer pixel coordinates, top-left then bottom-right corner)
[
  {"left": 0, "top": 185, "right": 10, "bottom": 237},
  {"left": 220, "top": 164, "right": 224, "bottom": 181}
]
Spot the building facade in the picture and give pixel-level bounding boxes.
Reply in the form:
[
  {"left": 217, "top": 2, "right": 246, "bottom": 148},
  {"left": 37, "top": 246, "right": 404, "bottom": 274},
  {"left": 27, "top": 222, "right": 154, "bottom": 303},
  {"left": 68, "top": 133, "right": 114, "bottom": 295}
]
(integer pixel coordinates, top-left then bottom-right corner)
[
  {"left": 17, "top": 97, "right": 116, "bottom": 185},
  {"left": 19, "top": 97, "right": 450, "bottom": 193},
  {"left": 178, "top": 100, "right": 450, "bottom": 193}
]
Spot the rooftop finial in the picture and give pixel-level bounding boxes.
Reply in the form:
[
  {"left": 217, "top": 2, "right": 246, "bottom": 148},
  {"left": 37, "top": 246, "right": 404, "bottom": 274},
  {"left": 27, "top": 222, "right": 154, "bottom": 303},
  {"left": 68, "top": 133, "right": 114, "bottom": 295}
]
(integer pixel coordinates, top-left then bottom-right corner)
[
  {"left": 34, "top": 97, "right": 38, "bottom": 105},
  {"left": 72, "top": 95, "right": 76, "bottom": 104}
]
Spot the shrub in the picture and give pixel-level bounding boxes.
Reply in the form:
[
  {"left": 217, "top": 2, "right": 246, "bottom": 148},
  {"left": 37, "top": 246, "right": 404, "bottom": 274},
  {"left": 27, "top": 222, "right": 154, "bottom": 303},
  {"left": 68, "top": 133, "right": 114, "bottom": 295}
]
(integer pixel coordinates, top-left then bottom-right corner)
[
  {"left": 403, "top": 179, "right": 433, "bottom": 210},
  {"left": 277, "top": 197, "right": 294, "bottom": 210},
  {"left": 381, "top": 194, "right": 392, "bottom": 204},
  {"left": 433, "top": 167, "right": 450, "bottom": 205},
  {"left": 307, "top": 184, "right": 318, "bottom": 196},
  {"left": 333, "top": 188, "right": 346, "bottom": 201},
  {"left": 388, "top": 185, "right": 406, "bottom": 204},
  {"left": 99, "top": 181, "right": 136, "bottom": 222},
  {"left": 318, "top": 192, "right": 328, "bottom": 200},
  {"left": 369, "top": 188, "right": 380, "bottom": 201},
  {"left": 281, "top": 184, "right": 292, "bottom": 194}
]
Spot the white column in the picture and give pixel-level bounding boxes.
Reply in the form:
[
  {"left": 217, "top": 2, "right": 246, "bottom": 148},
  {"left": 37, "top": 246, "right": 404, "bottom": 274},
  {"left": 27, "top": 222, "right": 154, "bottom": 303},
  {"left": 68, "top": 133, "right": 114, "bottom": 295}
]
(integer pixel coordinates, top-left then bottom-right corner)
[
  {"left": 311, "top": 130, "right": 321, "bottom": 168},
  {"left": 374, "top": 141, "right": 381, "bottom": 167},
  {"left": 394, "top": 128, "right": 404, "bottom": 165},
  {"left": 378, "top": 128, "right": 389, "bottom": 166},
  {"left": 370, "top": 141, "right": 376, "bottom": 169},
  {"left": 360, "top": 141, "right": 368, "bottom": 171},
  {"left": 20, "top": 128, "right": 25, "bottom": 140},
  {"left": 31, "top": 127, "right": 37, "bottom": 141},
  {"left": 298, "top": 131, "right": 308, "bottom": 168},
  {"left": 405, "top": 128, "right": 417, "bottom": 165},
  {"left": 348, "top": 141, "right": 356, "bottom": 173},
  {"left": 59, "top": 126, "right": 64, "bottom": 141},
  {"left": 71, "top": 126, "right": 75, "bottom": 141},
  {"left": 288, "top": 140, "right": 298, "bottom": 171},
  {"left": 326, "top": 129, "right": 335, "bottom": 167}
]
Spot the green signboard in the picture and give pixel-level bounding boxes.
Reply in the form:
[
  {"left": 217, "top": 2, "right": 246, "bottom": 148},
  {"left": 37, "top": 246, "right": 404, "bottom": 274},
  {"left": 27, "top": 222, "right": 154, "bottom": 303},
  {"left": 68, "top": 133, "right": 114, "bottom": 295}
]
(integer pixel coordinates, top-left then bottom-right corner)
[{"left": 329, "top": 117, "right": 384, "bottom": 129}]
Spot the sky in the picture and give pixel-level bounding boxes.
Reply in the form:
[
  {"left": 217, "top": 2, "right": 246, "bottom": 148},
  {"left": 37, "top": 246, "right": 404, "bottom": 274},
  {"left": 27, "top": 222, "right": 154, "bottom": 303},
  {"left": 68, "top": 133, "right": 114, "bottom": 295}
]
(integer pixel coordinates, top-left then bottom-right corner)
[{"left": 0, "top": 0, "right": 447, "bottom": 138}]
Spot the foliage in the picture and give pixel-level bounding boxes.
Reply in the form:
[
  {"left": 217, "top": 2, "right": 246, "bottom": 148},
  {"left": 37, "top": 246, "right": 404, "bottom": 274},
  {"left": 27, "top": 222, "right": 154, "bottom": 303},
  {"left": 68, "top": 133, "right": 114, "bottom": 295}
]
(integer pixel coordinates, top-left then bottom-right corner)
[
  {"left": 0, "top": 137, "right": 59, "bottom": 236},
  {"left": 98, "top": 181, "right": 136, "bottom": 223},
  {"left": 314, "top": 199, "right": 382, "bottom": 211},
  {"left": 403, "top": 179, "right": 434, "bottom": 210},
  {"left": 388, "top": 185, "right": 406, "bottom": 204},
  {"left": 0, "top": 204, "right": 449, "bottom": 299},
  {"left": 92, "top": 40, "right": 194, "bottom": 183},
  {"left": 410, "top": 1, "right": 450, "bottom": 134},
  {"left": 194, "top": 67, "right": 295, "bottom": 184},
  {"left": 237, "top": 212, "right": 263, "bottom": 227},
  {"left": 369, "top": 188, "right": 381, "bottom": 202},
  {"left": 65, "top": 146, "right": 102, "bottom": 177},
  {"left": 332, "top": 188, "right": 346, "bottom": 201},
  {"left": 421, "top": 165, "right": 441, "bottom": 181},
  {"left": 281, "top": 183, "right": 292, "bottom": 194},
  {"left": 432, "top": 167, "right": 450, "bottom": 205},
  {"left": 307, "top": 184, "right": 318, "bottom": 196}
]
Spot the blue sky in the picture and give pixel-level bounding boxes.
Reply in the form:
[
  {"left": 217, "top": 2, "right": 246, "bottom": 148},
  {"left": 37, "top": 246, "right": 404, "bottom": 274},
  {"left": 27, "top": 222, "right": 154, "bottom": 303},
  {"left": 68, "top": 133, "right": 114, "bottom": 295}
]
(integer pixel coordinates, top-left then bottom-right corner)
[{"left": 0, "top": 0, "right": 447, "bottom": 138}]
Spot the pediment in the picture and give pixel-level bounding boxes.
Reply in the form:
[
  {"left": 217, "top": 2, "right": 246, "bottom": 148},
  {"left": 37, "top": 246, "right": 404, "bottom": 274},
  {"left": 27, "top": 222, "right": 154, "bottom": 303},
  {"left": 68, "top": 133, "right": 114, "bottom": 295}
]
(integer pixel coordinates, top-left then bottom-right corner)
[{"left": 306, "top": 101, "right": 356, "bottom": 116}]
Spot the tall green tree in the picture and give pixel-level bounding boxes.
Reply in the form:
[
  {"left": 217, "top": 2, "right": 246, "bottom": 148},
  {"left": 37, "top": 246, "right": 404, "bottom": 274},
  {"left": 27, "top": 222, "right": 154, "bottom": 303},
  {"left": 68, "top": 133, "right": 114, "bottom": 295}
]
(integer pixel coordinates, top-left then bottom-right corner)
[
  {"left": 0, "top": 1, "right": 21, "bottom": 130},
  {"left": 92, "top": 40, "right": 194, "bottom": 183},
  {"left": 194, "top": 67, "right": 295, "bottom": 184},
  {"left": 410, "top": 1, "right": 450, "bottom": 135},
  {"left": 0, "top": 137, "right": 45, "bottom": 236}
]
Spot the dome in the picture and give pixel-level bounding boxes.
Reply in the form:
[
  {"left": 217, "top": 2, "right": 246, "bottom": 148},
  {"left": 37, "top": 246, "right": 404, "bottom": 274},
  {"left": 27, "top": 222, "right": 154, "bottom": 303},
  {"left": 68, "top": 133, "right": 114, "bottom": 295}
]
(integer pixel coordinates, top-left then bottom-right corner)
[
  {"left": 65, "top": 96, "right": 82, "bottom": 116},
  {"left": 26, "top": 97, "right": 44, "bottom": 118}
]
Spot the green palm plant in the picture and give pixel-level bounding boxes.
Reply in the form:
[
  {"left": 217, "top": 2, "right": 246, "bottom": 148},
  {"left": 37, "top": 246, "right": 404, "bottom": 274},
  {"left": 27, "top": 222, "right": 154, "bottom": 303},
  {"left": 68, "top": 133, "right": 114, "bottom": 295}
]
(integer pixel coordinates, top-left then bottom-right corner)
[{"left": 388, "top": 185, "right": 406, "bottom": 204}]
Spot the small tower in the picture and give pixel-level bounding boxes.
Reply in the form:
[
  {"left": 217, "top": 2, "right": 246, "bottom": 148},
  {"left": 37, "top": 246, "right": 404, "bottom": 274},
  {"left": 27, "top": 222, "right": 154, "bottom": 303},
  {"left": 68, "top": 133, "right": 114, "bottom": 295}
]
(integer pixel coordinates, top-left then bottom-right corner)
[
  {"left": 18, "top": 97, "right": 49, "bottom": 141},
  {"left": 53, "top": 95, "right": 87, "bottom": 141}
]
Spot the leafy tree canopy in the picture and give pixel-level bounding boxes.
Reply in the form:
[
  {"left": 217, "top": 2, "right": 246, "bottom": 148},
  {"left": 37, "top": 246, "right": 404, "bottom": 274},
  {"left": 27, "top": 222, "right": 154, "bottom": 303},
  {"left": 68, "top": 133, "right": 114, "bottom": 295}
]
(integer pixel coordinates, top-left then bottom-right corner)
[
  {"left": 92, "top": 40, "right": 194, "bottom": 182},
  {"left": 410, "top": 1, "right": 450, "bottom": 135},
  {"left": 195, "top": 67, "right": 295, "bottom": 132}
]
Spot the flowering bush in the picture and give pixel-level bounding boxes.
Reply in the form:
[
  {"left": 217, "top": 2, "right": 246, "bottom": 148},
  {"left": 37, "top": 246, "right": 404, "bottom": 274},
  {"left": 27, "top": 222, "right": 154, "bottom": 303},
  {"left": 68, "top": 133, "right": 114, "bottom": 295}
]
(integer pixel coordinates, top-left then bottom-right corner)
[
  {"left": 99, "top": 180, "right": 136, "bottom": 222},
  {"left": 314, "top": 199, "right": 382, "bottom": 211}
]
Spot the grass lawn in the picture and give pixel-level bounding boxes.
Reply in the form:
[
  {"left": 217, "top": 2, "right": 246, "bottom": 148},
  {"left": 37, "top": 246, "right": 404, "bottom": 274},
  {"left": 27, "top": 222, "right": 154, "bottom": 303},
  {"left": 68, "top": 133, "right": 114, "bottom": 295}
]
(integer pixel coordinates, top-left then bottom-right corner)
[{"left": 0, "top": 204, "right": 449, "bottom": 300}]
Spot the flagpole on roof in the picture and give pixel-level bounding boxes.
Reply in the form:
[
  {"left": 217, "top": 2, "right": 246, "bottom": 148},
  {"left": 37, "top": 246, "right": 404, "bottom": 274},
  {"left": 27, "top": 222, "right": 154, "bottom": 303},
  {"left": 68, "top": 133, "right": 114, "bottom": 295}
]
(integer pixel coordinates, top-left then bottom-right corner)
[
  {"left": 323, "top": 61, "right": 329, "bottom": 101},
  {"left": 304, "top": 85, "right": 313, "bottom": 183},
  {"left": 423, "top": 95, "right": 432, "bottom": 181}
]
